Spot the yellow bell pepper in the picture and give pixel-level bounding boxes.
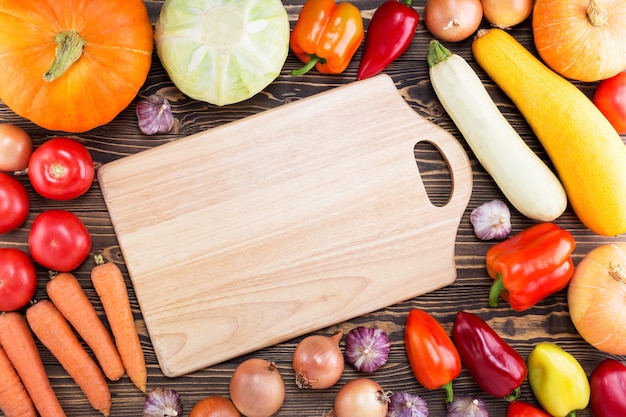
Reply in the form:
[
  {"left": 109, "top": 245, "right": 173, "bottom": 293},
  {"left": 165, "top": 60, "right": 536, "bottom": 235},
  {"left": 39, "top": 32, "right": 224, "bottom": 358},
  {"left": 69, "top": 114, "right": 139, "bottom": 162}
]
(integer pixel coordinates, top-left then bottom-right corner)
[{"left": 528, "top": 343, "right": 590, "bottom": 417}]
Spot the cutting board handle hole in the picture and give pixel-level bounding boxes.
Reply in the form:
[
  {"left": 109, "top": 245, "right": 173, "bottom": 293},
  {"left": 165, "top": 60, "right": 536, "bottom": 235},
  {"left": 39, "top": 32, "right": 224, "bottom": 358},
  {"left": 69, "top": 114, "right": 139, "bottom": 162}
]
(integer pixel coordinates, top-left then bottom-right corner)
[{"left": 414, "top": 141, "right": 452, "bottom": 207}]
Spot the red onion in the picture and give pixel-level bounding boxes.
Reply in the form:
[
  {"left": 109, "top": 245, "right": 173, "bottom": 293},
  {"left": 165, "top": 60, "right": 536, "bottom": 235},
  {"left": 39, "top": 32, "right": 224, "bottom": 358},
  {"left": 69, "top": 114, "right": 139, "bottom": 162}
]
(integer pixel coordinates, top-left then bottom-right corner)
[
  {"left": 293, "top": 330, "right": 344, "bottom": 389},
  {"left": 387, "top": 391, "right": 429, "bottom": 417},
  {"left": 345, "top": 326, "right": 391, "bottom": 373}
]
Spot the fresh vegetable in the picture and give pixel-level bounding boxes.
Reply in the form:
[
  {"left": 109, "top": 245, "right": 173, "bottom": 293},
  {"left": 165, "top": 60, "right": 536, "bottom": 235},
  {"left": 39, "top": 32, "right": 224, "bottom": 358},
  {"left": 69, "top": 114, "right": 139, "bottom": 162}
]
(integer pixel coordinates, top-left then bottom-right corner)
[
  {"left": 189, "top": 396, "right": 240, "bottom": 417},
  {"left": 333, "top": 377, "right": 389, "bottom": 417},
  {"left": 589, "top": 358, "right": 626, "bottom": 417},
  {"left": 142, "top": 387, "right": 182, "bottom": 417},
  {"left": 0, "top": 345, "right": 36, "bottom": 417},
  {"left": 290, "top": 0, "right": 364, "bottom": 75},
  {"left": 356, "top": 0, "right": 419, "bottom": 80},
  {"left": 91, "top": 255, "right": 147, "bottom": 393},
  {"left": 28, "top": 137, "right": 94, "bottom": 201},
  {"left": 387, "top": 391, "right": 428, "bottom": 417},
  {"left": 507, "top": 401, "right": 551, "bottom": 417},
  {"left": 481, "top": 0, "right": 533, "bottom": 28},
  {"left": 0, "top": 0, "right": 153, "bottom": 132},
  {"left": 0, "top": 248, "right": 37, "bottom": 312},
  {"left": 446, "top": 395, "right": 489, "bottom": 417},
  {"left": 527, "top": 343, "right": 590, "bottom": 417},
  {"left": 29, "top": 210, "right": 92, "bottom": 272},
  {"left": 470, "top": 200, "right": 511, "bottom": 241},
  {"left": 452, "top": 311, "right": 527, "bottom": 400},
  {"left": 155, "top": 0, "right": 290, "bottom": 106},
  {"left": 46, "top": 272, "right": 125, "bottom": 381},
  {"left": 0, "top": 124, "right": 32, "bottom": 173},
  {"left": 26, "top": 300, "right": 111, "bottom": 416},
  {"left": 472, "top": 28, "right": 626, "bottom": 236},
  {"left": 423, "top": 0, "right": 483, "bottom": 42},
  {"left": 428, "top": 40, "right": 567, "bottom": 222},
  {"left": 229, "top": 358, "right": 285, "bottom": 417},
  {"left": 532, "top": 0, "right": 626, "bottom": 82},
  {"left": 487, "top": 223, "right": 575, "bottom": 311},
  {"left": 0, "top": 312, "right": 66, "bottom": 417},
  {"left": 136, "top": 94, "right": 175, "bottom": 136},
  {"left": 292, "top": 330, "right": 344, "bottom": 389},
  {"left": 405, "top": 308, "right": 461, "bottom": 403},
  {"left": 0, "top": 173, "right": 29, "bottom": 235},
  {"left": 568, "top": 243, "right": 626, "bottom": 354},
  {"left": 345, "top": 326, "right": 390, "bottom": 373},
  {"left": 593, "top": 71, "right": 626, "bottom": 134}
]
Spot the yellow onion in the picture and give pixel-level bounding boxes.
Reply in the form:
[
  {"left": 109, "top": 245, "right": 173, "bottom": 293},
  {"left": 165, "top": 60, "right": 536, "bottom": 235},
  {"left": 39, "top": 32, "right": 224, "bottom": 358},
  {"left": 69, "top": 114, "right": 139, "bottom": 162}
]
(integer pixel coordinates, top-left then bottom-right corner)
[
  {"left": 481, "top": 0, "right": 533, "bottom": 28},
  {"left": 293, "top": 331, "right": 344, "bottom": 389},
  {"left": 229, "top": 358, "right": 285, "bottom": 417}
]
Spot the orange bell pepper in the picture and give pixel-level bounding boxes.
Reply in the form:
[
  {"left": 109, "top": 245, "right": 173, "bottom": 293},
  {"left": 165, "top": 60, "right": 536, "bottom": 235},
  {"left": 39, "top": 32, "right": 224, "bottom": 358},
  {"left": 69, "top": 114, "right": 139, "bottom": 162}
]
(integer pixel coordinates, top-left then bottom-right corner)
[{"left": 290, "top": 0, "right": 364, "bottom": 75}]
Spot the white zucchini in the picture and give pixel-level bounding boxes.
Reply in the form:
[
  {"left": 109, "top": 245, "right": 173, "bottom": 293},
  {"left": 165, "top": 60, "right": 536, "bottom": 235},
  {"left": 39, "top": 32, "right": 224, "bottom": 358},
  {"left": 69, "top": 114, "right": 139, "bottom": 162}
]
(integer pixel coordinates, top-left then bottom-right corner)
[{"left": 427, "top": 40, "right": 567, "bottom": 222}]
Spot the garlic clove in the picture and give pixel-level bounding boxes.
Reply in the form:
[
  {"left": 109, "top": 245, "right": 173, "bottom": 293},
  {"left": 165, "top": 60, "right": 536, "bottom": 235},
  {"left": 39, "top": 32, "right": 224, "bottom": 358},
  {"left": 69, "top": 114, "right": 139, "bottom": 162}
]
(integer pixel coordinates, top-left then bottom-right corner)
[
  {"left": 470, "top": 200, "right": 511, "bottom": 241},
  {"left": 136, "top": 94, "right": 175, "bottom": 135},
  {"left": 142, "top": 387, "right": 182, "bottom": 417}
]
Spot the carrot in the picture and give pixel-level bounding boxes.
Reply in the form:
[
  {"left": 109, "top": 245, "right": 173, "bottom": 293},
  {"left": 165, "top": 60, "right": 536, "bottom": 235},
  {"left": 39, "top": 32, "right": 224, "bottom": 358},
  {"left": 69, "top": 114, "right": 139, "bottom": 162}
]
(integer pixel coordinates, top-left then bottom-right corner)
[
  {"left": 46, "top": 272, "right": 125, "bottom": 381},
  {"left": 91, "top": 255, "right": 147, "bottom": 393},
  {"left": 26, "top": 300, "right": 112, "bottom": 416},
  {"left": 0, "top": 311, "right": 67, "bottom": 417},
  {"left": 0, "top": 345, "right": 36, "bottom": 417}
]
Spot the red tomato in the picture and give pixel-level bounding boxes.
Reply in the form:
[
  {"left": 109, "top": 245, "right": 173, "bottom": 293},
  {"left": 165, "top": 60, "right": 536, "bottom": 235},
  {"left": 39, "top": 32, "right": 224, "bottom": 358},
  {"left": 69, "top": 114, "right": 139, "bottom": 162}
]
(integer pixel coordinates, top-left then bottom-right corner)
[
  {"left": 0, "top": 124, "right": 33, "bottom": 172},
  {"left": 0, "top": 172, "right": 30, "bottom": 234},
  {"left": 28, "top": 210, "right": 91, "bottom": 272},
  {"left": 0, "top": 248, "right": 37, "bottom": 311},
  {"left": 593, "top": 71, "right": 626, "bottom": 134},
  {"left": 28, "top": 137, "right": 94, "bottom": 200}
]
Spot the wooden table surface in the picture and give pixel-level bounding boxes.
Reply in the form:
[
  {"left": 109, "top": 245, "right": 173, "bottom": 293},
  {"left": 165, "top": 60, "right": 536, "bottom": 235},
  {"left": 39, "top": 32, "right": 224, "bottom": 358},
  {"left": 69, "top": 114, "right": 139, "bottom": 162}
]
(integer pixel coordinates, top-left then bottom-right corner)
[{"left": 1, "top": 1, "right": 625, "bottom": 416}]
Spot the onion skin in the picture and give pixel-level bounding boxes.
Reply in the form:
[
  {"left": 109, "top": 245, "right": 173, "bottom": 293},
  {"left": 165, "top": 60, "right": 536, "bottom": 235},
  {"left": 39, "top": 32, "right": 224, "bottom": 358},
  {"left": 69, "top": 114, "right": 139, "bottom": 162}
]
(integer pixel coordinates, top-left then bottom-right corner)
[
  {"left": 424, "top": 0, "right": 483, "bottom": 42},
  {"left": 481, "top": 0, "right": 533, "bottom": 28},
  {"left": 229, "top": 358, "right": 285, "bottom": 417},
  {"left": 293, "top": 330, "right": 344, "bottom": 389}
]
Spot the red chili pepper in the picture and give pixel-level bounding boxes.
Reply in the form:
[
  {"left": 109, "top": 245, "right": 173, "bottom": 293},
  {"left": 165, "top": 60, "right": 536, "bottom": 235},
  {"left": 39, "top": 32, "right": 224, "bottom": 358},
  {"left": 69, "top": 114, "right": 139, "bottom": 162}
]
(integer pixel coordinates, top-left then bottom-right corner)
[
  {"left": 405, "top": 308, "right": 460, "bottom": 403},
  {"left": 356, "top": 0, "right": 419, "bottom": 80},
  {"left": 486, "top": 222, "right": 576, "bottom": 311},
  {"left": 452, "top": 311, "right": 527, "bottom": 400},
  {"left": 590, "top": 358, "right": 626, "bottom": 417},
  {"left": 507, "top": 400, "right": 552, "bottom": 417}
]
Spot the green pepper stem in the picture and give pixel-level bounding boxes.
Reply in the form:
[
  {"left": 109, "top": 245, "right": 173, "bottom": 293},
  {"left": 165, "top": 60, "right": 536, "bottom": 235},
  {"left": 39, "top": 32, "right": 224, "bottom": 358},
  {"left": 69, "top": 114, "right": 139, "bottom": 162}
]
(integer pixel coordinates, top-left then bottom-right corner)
[
  {"left": 488, "top": 275, "right": 506, "bottom": 307},
  {"left": 401, "top": 0, "right": 413, "bottom": 6},
  {"left": 441, "top": 381, "right": 454, "bottom": 404},
  {"left": 44, "top": 30, "right": 85, "bottom": 82},
  {"left": 567, "top": 412, "right": 576, "bottom": 417},
  {"left": 505, "top": 387, "right": 521, "bottom": 402},
  {"left": 291, "top": 55, "right": 324, "bottom": 76}
]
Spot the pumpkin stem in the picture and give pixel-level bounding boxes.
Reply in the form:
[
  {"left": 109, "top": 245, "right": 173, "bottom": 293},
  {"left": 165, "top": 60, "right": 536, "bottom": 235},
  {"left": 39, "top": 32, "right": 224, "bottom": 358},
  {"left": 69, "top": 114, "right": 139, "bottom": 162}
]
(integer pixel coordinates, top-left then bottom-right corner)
[
  {"left": 43, "top": 30, "right": 85, "bottom": 82},
  {"left": 587, "top": 0, "right": 609, "bottom": 27}
]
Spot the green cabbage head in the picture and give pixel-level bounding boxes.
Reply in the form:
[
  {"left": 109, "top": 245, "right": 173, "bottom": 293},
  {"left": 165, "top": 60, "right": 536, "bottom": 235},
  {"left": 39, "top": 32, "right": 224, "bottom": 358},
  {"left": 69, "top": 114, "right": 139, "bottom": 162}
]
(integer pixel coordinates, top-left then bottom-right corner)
[{"left": 155, "top": 0, "right": 290, "bottom": 106}]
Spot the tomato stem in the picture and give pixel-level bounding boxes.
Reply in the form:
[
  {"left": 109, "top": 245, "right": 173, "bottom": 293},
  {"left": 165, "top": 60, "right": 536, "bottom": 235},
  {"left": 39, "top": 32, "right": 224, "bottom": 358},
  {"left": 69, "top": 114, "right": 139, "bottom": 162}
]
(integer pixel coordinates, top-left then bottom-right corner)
[{"left": 44, "top": 30, "right": 85, "bottom": 82}]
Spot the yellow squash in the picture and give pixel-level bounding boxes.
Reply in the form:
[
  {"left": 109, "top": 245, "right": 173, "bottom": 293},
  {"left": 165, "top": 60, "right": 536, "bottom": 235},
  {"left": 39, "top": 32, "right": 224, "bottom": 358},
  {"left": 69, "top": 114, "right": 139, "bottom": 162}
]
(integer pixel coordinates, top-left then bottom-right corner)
[{"left": 472, "top": 28, "right": 626, "bottom": 236}]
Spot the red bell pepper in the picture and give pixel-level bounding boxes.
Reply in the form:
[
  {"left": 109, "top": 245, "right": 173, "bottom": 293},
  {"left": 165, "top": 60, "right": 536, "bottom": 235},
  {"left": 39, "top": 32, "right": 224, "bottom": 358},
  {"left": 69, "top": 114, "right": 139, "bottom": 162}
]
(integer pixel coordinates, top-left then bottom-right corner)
[
  {"left": 356, "top": 0, "right": 419, "bottom": 80},
  {"left": 590, "top": 358, "right": 626, "bottom": 417},
  {"left": 405, "top": 308, "right": 460, "bottom": 403},
  {"left": 452, "top": 311, "right": 527, "bottom": 401},
  {"left": 507, "top": 401, "right": 552, "bottom": 417},
  {"left": 486, "top": 222, "right": 575, "bottom": 311}
]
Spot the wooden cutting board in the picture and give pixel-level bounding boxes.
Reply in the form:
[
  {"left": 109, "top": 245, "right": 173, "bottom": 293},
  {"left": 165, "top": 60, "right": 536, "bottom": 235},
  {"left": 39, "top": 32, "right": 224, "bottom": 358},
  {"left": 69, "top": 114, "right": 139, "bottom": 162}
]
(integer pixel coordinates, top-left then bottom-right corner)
[{"left": 98, "top": 74, "right": 473, "bottom": 377}]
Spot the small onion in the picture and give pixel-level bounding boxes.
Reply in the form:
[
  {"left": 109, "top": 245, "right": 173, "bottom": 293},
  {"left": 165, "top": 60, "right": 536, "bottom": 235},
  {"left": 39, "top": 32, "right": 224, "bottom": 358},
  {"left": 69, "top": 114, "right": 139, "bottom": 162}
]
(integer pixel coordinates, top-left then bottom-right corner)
[
  {"left": 142, "top": 387, "right": 182, "bottom": 417},
  {"left": 136, "top": 94, "right": 175, "bottom": 135},
  {"left": 424, "top": 0, "right": 483, "bottom": 42},
  {"left": 189, "top": 396, "right": 240, "bottom": 417},
  {"left": 469, "top": 200, "right": 511, "bottom": 241},
  {"left": 293, "top": 330, "right": 344, "bottom": 389},
  {"left": 446, "top": 395, "right": 488, "bottom": 417},
  {"left": 387, "top": 391, "right": 429, "bottom": 417},
  {"left": 229, "top": 358, "right": 285, "bottom": 417},
  {"left": 481, "top": 0, "right": 533, "bottom": 29},
  {"left": 334, "top": 378, "right": 390, "bottom": 417},
  {"left": 345, "top": 326, "right": 391, "bottom": 373}
]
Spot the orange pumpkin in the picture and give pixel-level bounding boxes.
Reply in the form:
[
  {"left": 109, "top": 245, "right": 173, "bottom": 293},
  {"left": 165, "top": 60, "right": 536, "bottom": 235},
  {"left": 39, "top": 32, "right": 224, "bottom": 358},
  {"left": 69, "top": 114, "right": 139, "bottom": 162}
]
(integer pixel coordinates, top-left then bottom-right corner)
[
  {"left": 532, "top": 0, "right": 626, "bottom": 82},
  {"left": 0, "top": 0, "right": 154, "bottom": 133}
]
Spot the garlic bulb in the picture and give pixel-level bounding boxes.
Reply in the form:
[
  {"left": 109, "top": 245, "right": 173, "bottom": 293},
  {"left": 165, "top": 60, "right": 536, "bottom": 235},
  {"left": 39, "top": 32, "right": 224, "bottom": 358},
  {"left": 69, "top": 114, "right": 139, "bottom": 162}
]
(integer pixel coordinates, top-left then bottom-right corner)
[
  {"left": 136, "top": 94, "right": 175, "bottom": 135},
  {"left": 142, "top": 387, "right": 182, "bottom": 417},
  {"left": 470, "top": 200, "right": 511, "bottom": 240}
]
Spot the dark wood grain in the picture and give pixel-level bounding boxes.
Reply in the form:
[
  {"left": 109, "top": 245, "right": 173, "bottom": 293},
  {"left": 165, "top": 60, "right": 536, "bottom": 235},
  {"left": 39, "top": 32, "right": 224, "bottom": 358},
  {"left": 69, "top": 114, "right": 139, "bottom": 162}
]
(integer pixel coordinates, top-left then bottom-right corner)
[{"left": 1, "top": 1, "right": 625, "bottom": 416}]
